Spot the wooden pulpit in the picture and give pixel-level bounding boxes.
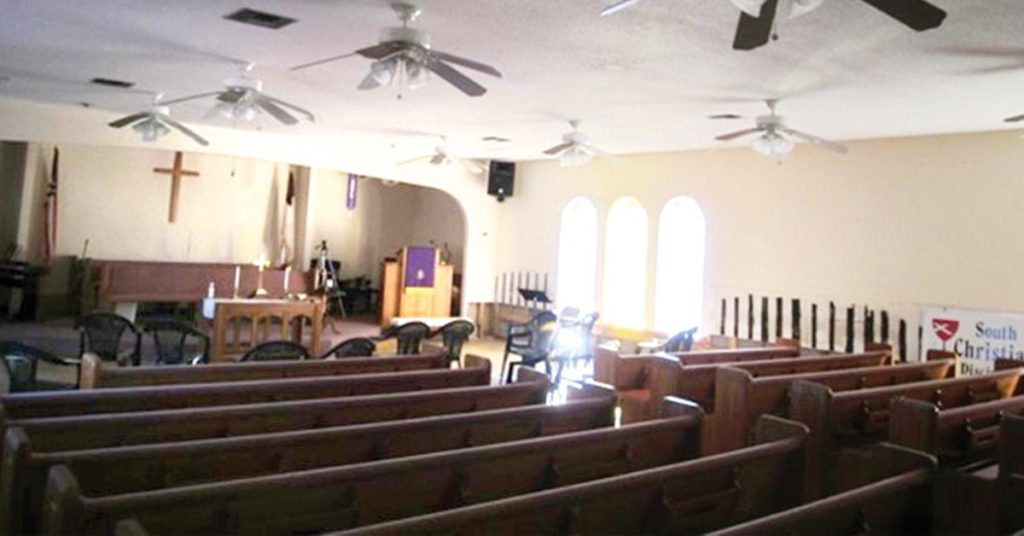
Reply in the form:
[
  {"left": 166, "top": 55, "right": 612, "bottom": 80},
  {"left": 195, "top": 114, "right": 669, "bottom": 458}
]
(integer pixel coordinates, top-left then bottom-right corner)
[{"left": 379, "top": 247, "right": 453, "bottom": 328}]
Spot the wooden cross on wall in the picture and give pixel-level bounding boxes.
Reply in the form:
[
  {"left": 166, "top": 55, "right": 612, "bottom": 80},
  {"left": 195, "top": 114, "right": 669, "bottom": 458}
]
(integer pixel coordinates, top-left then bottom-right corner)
[{"left": 153, "top": 151, "right": 199, "bottom": 223}]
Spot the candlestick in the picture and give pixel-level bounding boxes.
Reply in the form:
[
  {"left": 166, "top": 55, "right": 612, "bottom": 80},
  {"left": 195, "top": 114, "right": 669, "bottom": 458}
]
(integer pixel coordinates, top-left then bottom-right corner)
[
  {"left": 251, "top": 253, "right": 270, "bottom": 298},
  {"left": 283, "top": 266, "right": 291, "bottom": 294},
  {"left": 232, "top": 266, "right": 240, "bottom": 299}
]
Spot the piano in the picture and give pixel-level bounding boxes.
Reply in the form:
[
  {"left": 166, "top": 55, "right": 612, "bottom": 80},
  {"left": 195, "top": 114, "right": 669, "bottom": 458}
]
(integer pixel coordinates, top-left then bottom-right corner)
[{"left": 0, "top": 261, "right": 45, "bottom": 320}]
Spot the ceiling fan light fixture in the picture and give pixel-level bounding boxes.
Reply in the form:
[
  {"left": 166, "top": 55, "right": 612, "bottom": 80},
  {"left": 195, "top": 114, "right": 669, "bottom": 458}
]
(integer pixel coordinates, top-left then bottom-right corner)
[
  {"left": 405, "top": 60, "right": 430, "bottom": 90},
  {"left": 559, "top": 145, "right": 592, "bottom": 167},
  {"left": 370, "top": 59, "right": 397, "bottom": 86},
  {"left": 132, "top": 117, "right": 171, "bottom": 142},
  {"left": 752, "top": 130, "right": 794, "bottom": 158}
]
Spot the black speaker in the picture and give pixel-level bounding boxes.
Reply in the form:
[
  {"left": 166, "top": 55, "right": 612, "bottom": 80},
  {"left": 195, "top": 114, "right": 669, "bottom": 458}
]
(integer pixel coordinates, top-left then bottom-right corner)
[{"left": 487, "top": 161, "right": 515, "bottom": 202}]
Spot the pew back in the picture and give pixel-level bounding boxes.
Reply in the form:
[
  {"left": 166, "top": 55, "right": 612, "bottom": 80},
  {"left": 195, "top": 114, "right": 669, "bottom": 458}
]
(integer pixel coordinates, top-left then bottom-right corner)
[
  {"left": 333, "top": 416, "right": 809, "bottom": 536},
  {"left": 5, "top": 396, "right": 614, "bottom": 534},
  {"left": 1000, "top": 414, "right": 1024, "bottom": 532},
  {"left": 1, "top": 355, "right": 490, "bottom": 423},
  {"left": 79, "top": 352, "right": 449, "bottom": 389},
  {"left": 42, "top": 405, "right": 703, "bottom": 535},
  {"left": 714, "top": 359, "right": 954, "bottom": 452}
]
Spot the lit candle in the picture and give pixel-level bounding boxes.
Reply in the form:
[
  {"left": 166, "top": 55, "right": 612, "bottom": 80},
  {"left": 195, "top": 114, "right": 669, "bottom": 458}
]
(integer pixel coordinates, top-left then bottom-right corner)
[
  {"left": 233, "top": 266, "right": 240, "bottom": 297},
  {"left": 283, "top": 266, "right": 291, "bottom": 294}
]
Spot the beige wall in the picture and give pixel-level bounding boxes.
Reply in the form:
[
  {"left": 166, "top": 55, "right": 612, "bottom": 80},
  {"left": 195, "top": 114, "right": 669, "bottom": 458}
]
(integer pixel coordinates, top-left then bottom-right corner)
[{"left": 498, "top": 130, "right": 1024, "bottom": 355}]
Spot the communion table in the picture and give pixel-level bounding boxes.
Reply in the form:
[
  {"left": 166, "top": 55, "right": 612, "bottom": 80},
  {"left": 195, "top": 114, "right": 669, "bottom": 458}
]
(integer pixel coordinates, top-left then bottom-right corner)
[{"left": 209, "top": 298, "right": 324, "bottom": 362}]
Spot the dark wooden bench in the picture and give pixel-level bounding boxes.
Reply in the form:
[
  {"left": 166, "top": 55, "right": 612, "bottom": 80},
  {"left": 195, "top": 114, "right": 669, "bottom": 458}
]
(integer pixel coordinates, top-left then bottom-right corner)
[
  {"left": 41, "top": 399, "right": 704, "bottom": 535},
  {"left": 789, "top": 368, "right": 1023, "bottom": 499},
  {"left": 324, "top": 415, "right": 810, "bottom": 535},
  {"left": 593, "top": 343, "right": 800, "bottom": 386},
  {"left": 0, "top": 355, "right": 491, "bottom": 425},
  {"left": 615, "top": 350, "right": 892, "bottom": 425},
  {"left": 707, "top": 444, "right": 935, "bottom": 536},
  {"left": 999, "top": 414, "right": 1024, "bottom": 532},
  {"left": 4, "top": 391, "right": 613, "bottom": 534},
  {"left": 79, "top": 351, "right": 450, "bottom": 389},
  {"left": 714, "top": 359, "right": 954, "bottom": 452}
]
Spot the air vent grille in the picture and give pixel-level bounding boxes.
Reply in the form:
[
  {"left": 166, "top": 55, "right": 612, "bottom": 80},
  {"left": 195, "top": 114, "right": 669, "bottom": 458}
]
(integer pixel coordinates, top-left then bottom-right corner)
[
  {"left": 90, "top": 78, "right": 134, "bottom": 89},
  {"left": 224, "top": 8, "right": 296, "bottom": 29}
]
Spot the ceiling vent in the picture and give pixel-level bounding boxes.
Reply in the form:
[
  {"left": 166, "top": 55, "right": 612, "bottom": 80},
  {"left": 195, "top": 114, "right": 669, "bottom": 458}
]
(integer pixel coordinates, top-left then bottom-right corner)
[
  {"left": 482, "top": 136, "right": 511, "bottom": 143},
  {"left": 90, "top": 77, "right": 134, "bottom": 89},
  {"left": 224, "top": 8, "right": 296, "bottom": 29}
]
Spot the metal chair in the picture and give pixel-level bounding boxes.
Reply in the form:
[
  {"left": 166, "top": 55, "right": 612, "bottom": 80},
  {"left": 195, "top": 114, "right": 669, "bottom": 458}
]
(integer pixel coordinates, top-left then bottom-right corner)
[
  {"left": 140, "top": 317, "right": 211, "bottom": 365},
  {"left": 663, "top": 327, "right": 698, "bottom": 353},
  {"left": 240, "top": 340, "right": 309, "bottom": 362},
  {"left": 76, "top": 312, "right": 141, "bottom": 366},
  {"left": 0, "top": 341, "right": 79, "bottom": 392},
  {"left": 438, "top": 320, "right": 475, "bottom": 367},
  {"left": 502, "top": 310, "right": 558, "bottom": 383},
  {"left": 320, "top": 337, "right": 376, "bottom": 359}
]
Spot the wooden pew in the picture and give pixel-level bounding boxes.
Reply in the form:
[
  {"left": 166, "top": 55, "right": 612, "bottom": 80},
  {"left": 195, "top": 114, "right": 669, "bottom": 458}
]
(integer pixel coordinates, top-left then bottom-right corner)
[
  {"left": 3, "top": 369, "right": 547, "bottom": 457},
  {"left": 715, "top": 359, "right": 954, "bottom": 453},
  {"left": 593, "top": 343, "right": 800, "bottom": 386},
  {"left": 615, "top": 351, "right": 892, "bottom": 424},
  {"left": 708, "top": 444, "right": 935, "bottom": 536},
  {"left": 323, "top": 416, "right": 810, "bottom": 536},
  {"left": 789, "top": 368, "right": 1023, "bottom": 499},
  {"left": 78, "top": 351, "right": 450, "bottom": 389},
  {"left": 999, "top": 414, "right": 1024, "bottom": 533},
  {"left": 888, "top": 395, "right": 1024, "bottom": 535},
  {"left": 0, "top": 355, "right": 491, "bottom": 424},
  {"left": 4, "top": 391, "right": 614, "bottom": 534},
  {"left": 40, "top": 399, "right": 704, "bottom": 535}
]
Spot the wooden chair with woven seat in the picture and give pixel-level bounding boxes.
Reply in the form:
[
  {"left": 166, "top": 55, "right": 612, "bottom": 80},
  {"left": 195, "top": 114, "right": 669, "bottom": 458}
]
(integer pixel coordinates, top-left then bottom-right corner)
[
  {"left": 76, "top": 312, "right": 141, "bottom": 366},
  {"left": 319, "top": 337, "right": 376, "bottom": 359},
  {"left": 0, "top": 341, "right": 79, "bottom": 392},
  {"left": 240, "top": 340, "right": 309, "bottom": 362}
]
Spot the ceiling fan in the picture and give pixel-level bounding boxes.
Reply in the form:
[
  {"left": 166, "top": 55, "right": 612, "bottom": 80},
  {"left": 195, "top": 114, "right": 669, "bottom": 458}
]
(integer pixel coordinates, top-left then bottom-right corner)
[
  {"left": 161, "top": 62, "right": 314, "bottom": 125},
  {"left": 601, "top": 0, "right": 946, "bottom": 50},
  {"left": 712, "top": 99, "right": 847, "bottom": 159},
  {"left": 542, "top": 121, "right": 618, "bottom": 167},
  {"left": 291, "top": 3, "right": 501, "bottom": 98},
  {"left": 108, "top": 92, "right": 209, "bottom": 146},
  {"left": 397, "top": 137, "right": 486, "bottom": 174}
]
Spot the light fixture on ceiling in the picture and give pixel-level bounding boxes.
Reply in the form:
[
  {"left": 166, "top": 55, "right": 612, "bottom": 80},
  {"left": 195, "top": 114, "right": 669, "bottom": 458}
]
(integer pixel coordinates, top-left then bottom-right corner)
[
  {"left": 751, "top": 130, "right": 794, "bottom": 159},
  {"left": 132, "top": 112, "right": 172, "bottom": 142},
  {"left": 107, "top": 93, "right": 209, "bottom": 146},
  {"left": 559, "top": 144, "right": 593, "bottom": 167},
  {"left": 542, "top": 120, "right": 619, "bottom": 167}
]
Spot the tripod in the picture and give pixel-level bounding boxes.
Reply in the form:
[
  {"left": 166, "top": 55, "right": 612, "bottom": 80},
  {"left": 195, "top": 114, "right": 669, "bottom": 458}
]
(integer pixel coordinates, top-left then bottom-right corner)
[{"left": 314, "top": 241, "right": 346, "bottom": 334}]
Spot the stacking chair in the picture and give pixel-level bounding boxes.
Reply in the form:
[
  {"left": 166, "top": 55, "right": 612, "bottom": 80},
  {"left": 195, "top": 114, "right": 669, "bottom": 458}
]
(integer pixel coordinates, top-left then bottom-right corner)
[
  {"left": 384, "top": 321, "right": 431, "bottom": 355},
  {"left": 140, "top": 317, "right": 211, "bottom": 365},
  {"left": 438, "top": 320, "right": 475, "bottom": 367},
  {"left": 76, "top": 312, "right": 141, "bottom": 366},
  {"left": 502, "top": 310, "right": 558, "bottom": 384},
  {"left": 662, "top": 326, "right": 698, "bottom": 352},
  {"left": 320, "top": 337, "right": 376, "bottom": 359},
  {"left": 0, "top": 341, "right": 79, "bottom": 392},
  {"left": 240, "top": 340, "right": 309, "bottom": 362}
]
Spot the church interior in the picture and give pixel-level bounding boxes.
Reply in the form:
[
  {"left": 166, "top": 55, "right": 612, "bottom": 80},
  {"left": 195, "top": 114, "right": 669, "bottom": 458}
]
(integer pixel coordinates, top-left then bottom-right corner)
[{"left": 0, "top": 1, "right": 1022, "bottom": 534}]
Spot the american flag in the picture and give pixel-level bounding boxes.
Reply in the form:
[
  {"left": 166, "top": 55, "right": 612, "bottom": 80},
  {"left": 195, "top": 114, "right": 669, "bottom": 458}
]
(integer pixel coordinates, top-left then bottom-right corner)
[{"left": 41, "top": 147, "right": 59, "bottom": 265}]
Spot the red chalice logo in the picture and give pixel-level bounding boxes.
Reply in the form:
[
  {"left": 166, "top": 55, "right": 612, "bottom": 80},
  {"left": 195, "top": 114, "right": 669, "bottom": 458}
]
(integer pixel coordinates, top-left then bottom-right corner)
[{"left": 932, "top": 318, "right": 960, "bottom": 350}]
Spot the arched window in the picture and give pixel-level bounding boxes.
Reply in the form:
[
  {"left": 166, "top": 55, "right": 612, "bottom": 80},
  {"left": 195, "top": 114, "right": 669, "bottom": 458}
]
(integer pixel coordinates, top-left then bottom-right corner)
[
  {"left": 603, "top": 197, "right": 649, "bottom": 328},
  {"left": 556, "top": 197, "right": 599, "bottom": 313},
  {"left": 654, "top": 196, "right": 706, "bottom": 333}
]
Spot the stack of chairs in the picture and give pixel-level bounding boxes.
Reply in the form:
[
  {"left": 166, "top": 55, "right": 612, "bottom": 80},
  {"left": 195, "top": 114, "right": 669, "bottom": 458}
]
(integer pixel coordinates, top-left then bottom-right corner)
[{"left": 2, "top": 333, "right": 1022, "bottom": 535}]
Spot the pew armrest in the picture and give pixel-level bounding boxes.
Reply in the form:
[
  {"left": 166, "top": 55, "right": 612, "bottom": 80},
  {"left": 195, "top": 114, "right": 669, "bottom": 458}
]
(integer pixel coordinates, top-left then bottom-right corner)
[
  {"left": 565, "top": 379, "right": 616, "bottom": 401},
  {"left": 78, "top": 354, "right": 102, "bottom": 390}
]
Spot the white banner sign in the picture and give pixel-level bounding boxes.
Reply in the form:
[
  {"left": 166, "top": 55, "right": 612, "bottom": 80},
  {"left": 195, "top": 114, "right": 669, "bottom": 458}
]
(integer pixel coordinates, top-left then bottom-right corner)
[{"left": 921, "top": 306, "right": 1024, "bottom": 375}]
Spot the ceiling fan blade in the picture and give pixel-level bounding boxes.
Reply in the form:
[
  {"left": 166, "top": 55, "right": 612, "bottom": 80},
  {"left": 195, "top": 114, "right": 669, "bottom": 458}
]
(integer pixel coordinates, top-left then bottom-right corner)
[
  {"left": 254, "top": 96, "right": 298, "bottom": 126},
  {"left": 429, "top": 154, "right": 447, "bottom": 165},
  {"left": 429, "top": 50, "right": 502, "bottom": 78},
  {"left": 543, "top": 142, "right": 573, "bottom": 156},
  {"left": 1005, "top": 114, "right": 1024, "bottom": 123},
  {"left": 453, "top": 157, "right": 485, "bottom": 174},
  {"left": 426, "top": 59, "right": 487, "bottom": 97},
  {"left": 156, "top": 113, "right": 209, "bottom": 147},
  {"left": 780, "top": 127, "right": 848, "bottom": 154},
  {"left": 357, "top": 72, "right": 383, "bottom": 90},
  {"left": 108, "top": 112, "right": 149, "bottom": 128},
  {"left": 158, "top": 91, "right": 221, "bottom": 106},
  {"left": 601, "top": 0, "right": 641, "bottom": 16},
  {"left": 397, "top": 155, "right": 432, "bottom": 166},
  {"left": 858, "top": 0, "right": 946, "bottom": 31},
  {"left": 216, "top": 89, "right": 246, "bottom": 104},
  {"left": 356, "top": 43, "right": 403, "bottom": 60},
  {"left": 261, "top": 96, "right": 315, "bottom": 123},
  {"left": 290, "top": 52, "right": 358, "bottom": 72},
  {"left": 585, "top": 143, "right": 623, "bottom": 164},
  {"left": 715, "top": 127, "right": 763, "bottom": 141},
  {"left": 733, "top": 0, "right": 778, "bottom": 51}
]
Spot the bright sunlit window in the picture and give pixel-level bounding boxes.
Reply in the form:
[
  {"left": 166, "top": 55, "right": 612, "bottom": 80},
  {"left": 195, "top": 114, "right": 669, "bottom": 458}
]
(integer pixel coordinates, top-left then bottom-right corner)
[
  {"left": 603, "top": 197, "right": 648, "bottom": 329},
  {"left": 556, "top": 197, "right": 599, "bottom": 313},
  {"left": 654, "top": 196, "right": 706, "bottom": 334}
]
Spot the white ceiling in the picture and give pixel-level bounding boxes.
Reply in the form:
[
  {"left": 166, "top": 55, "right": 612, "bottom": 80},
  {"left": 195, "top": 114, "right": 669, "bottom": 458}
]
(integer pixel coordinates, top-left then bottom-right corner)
[{"left": 0, "top": 0, "right": 1022, "bottom": 161}]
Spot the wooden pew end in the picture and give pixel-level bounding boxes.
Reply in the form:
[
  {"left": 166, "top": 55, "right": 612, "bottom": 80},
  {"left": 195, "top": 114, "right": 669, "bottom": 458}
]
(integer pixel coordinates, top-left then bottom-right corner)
[
  {"left": 564, "top": 379, "right": 616, "bottom": 402},
  {"left": 78, "top": 354, "right": 102, "bottom": 390}
]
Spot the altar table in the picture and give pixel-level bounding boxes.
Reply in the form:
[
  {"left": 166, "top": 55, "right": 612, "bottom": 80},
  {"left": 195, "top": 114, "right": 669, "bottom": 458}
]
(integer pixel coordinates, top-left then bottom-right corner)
[{"left": 211, "top": 298, "right": 324, "bottom": 362}]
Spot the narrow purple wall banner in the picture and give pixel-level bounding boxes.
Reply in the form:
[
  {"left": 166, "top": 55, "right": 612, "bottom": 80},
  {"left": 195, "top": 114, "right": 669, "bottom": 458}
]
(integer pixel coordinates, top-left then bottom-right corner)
[{"left": 346, "top": 173, "right": 358, "bottom": 210}]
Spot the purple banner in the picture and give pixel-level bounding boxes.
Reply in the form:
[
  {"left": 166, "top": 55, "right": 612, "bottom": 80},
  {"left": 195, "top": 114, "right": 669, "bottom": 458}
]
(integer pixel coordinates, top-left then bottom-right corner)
[
  {"left": 346, "top": 173, "right": 358, "bottom": 211},
  {"left": 404, "top": 246, "right": 436, "bottom": 288}
]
